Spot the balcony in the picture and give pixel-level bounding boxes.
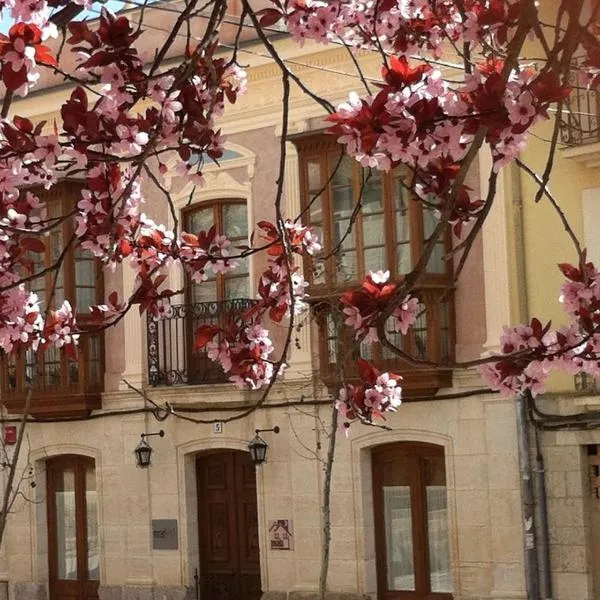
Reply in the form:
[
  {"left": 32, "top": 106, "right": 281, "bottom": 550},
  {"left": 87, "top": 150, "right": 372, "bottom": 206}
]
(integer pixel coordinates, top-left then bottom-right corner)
[
  {"left": 314, "top": 287, "right": 454, "bottom": 398},
  {"left": 146, "top": 298, "right": 257, "bottom": 387},
  {"left": 0, "top": 333, "right": 104, "bottom": 417},
  {"left": 560, "top": 58, "right": 600, "bottom": 167}
]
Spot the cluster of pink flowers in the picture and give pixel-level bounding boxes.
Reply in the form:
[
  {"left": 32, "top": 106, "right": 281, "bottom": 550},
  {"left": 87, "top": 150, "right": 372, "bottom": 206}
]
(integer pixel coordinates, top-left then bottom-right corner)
[
  {"left": 337, "top": 359, "right": 403, "bottom": 434},
  {"left": 260, "top": 1, "right": 525, "bottom": 56},
  {"left": 193, "top": 219, "right": 320, "bottom": 389},
  {"left": 479, "top": 259, "right": 600, "bottom": 397},
  {"left": 325, "top": 58, "right": 570, "bottom": 237},
  {"left": 340, "top": 270, "right": 418, "bottom": 343}
]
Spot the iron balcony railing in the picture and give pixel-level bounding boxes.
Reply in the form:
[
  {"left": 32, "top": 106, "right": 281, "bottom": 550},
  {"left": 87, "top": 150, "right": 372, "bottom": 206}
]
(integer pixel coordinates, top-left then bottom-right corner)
[
  {"left": 560, "top": 57, "right": 600, "bottom": 146},
  {"left": 146, "top": 298, "right": 257, "bottom": 387}
]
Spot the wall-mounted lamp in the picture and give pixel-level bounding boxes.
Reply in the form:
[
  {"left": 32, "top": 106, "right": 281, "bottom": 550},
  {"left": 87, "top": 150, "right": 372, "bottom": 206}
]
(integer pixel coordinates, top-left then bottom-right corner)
[
  {"left": 248, "top": 426, "right": 280, "bottom": 466},
  {"left": 134, "top": 430, "right": 165, "bottom": 468}
]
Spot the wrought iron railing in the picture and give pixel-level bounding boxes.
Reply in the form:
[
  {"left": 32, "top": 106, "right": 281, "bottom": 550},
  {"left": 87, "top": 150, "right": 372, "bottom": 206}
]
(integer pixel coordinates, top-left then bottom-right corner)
[
  {"left": 313, "top": 286, "right": 454, "bottom": 397},
  {"left": 146, "top": 298, "right": 257, "bottom": 387},
  {"left": 560, "top": 57, "right": 600, "bottom": 146}
]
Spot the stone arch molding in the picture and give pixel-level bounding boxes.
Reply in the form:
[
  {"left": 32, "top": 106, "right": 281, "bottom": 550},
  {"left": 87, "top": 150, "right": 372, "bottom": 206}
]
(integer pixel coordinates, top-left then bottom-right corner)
[
  {"left": 30, "top": 443, "right": 105, "bottom": 587},
  {"left": 167, "top": 141, "right": 256, "bottom": 212},
  {"left": 350, "top": 428, "right": 460, "bottom": 597}
]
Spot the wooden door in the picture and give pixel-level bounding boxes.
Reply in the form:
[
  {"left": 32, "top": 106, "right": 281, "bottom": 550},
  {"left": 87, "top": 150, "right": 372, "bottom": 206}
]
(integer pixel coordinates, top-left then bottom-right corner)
[
  {"left": 47, "top": 456, "right": 99, "bottom": 600},
  {"left": 372, "top": 443, "right": 452, "bottom": 600},
  {"left": 197, "top": 451, "right": 261, "bottom": 600}
]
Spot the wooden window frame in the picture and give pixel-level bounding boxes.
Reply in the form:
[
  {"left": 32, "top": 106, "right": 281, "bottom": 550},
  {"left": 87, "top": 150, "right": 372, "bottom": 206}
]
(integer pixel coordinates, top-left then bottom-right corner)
[
  {"left": 294, "top": 134, "right": 455, "bottom": 397},
  {"left": 0, "top": 180, "right": 104, "bottom": 416},
  {"left": 372, "top": 442, "right": 453, "bottom": 600},
  {"left": 183, "top": 198, "right": 250, "bottom": 305},
  {"left": 295, "top": 134, "right": 453, "bottom": 291}
]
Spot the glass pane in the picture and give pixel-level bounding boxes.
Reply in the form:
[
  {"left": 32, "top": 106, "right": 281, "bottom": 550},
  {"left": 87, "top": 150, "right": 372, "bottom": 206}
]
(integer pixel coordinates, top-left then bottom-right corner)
[
  {"left": 76, "top": 287, "right": 95, "bottom": 310},
  {"left": 413, "top": 303, "right": 427, "bottom": 359},
  {"left": 362, "top": 174, "right": 383, "bottom": 214},
  {"left": 394, "top": 183, "right": 411, "bottom": 273},
  {"left": 396, "top": 244, "right": 411, "bottom": 275},
  {"left": 55, "top": 468, "right": 77, "bottom": 581},
  {"left": 88, "top": 336, "right": 100, "bottom": 385},
  {"left": 307, "top": 160, "right": 322, "bottom": 192},
  {"left": 44, "top": 346, "right": 62, "bottom": 387},
  {"left": 382, "top": 315, "right": 405, "bottom": 359},
  {"left": 86, "top": 467, "right": 99, "bottom": 580},
  {"left": 332, "top": 187, "right": 354, "bottom": 220},
  {"left": 425, "top": 455, "right": 451, "bottom": 593},
  {"left": 423, "top": 209, "right": 446, "bottom": 274},
  {"left": 309, "top": 196, "right": 323, "bottom": 225},
  {"left": 69, "top": 361, "right": 79, "bottom": 384},
  {"left": 75, "top": 260, "right": 94, "bottom": 286},
  {"left": 335, "top": 250, "right": 357, "bottom": 283},
  {"left": 192, "top": 281, "right": 218, "bottom": 304},
  {"left": 224, "top": 276, "right": 249, "bottom": 300},
  {"left": 330, "top": 154, "right": 354, "bottom": 187},
  {"left": 223, "top": 204, "right": 247, "bottom": 238},
  {"left": 384, "top": 486, "right": 415, "bottom": 591},
  {"left": 187, "top": 207, "right": 213, "bottom": 233},
  {"left": 364, "top": 246, "right": 386, "bottom": 274},
  {"left": 363, "top": 212, "right": 384, "bottom": 240}
]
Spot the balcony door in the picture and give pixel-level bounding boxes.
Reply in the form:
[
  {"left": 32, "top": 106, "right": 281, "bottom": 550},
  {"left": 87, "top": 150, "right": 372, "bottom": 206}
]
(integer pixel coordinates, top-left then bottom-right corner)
[
  {"left": 47, "top": 455, "right": 99, "bottom": 600},
  {"left": 372, "top": 443, "right": 452, "bottom": 600},
  {"left": 185, "top": 200, "right": 250, "bottom": 384},
  {"left": 196, "top": 450, "right": 261, "bottom": 600}
]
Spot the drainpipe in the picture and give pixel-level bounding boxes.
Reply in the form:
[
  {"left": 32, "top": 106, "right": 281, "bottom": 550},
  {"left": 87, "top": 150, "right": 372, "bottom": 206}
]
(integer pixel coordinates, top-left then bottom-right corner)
[
  {"left": 534, "top": 420, "right": 553, "bottom": 600},
  {"left": 516, "top": 392, "right": 539, "bottom": 600},
  {"left": 511, "top": 160, "right": 553, "bottom": 598}
]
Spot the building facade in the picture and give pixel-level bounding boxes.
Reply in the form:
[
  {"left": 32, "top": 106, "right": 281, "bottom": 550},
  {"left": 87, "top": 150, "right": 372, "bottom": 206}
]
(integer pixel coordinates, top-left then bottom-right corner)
[{"left": 1, "top": 7, "right": 600, "bottom": 600}]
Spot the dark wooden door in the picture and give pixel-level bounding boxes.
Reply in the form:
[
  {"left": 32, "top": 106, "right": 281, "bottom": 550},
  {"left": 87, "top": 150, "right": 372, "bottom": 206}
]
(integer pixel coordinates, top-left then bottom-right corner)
[
  {"left": 47, "top": 455, "right": 99, "bottom": 600},
  {"left": 197, "top": 450, "right": 261, "bottom": 600},
  {"left": 372, "top": 443, "right": 452, "bottom": 600}
]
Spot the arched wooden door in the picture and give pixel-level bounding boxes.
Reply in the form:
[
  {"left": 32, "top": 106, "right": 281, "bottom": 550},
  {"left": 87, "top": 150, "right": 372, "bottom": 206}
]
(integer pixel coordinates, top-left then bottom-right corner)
[
  {"left": 196, "top": 450, "right": 261, "bottom": 600},
  {"left": 47, "top": 455, "right": 99, "bottom": 600},
  {"left": 372, "top": 443, "right": 452, "bottom": 600}
]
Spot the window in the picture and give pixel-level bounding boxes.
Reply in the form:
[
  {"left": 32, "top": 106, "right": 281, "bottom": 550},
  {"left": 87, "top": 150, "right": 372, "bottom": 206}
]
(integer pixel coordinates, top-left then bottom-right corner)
[
  {"left": 185, "top": 199, "right": 250, "bottom": 303},
  {"left": 0, "top": 181, "right": 104, "bottom": 416},
  {"left": 372, "top": 443, "right": 452, "bottom": 600},
  {"left": 295, "top": 135, "right": 454, "bottom": 396},
  {"left": 145, "top": 199, "right": 253, "bottom": 387},
  {"left": 296, "top": 136, "right": 450, "bottom": 290}
]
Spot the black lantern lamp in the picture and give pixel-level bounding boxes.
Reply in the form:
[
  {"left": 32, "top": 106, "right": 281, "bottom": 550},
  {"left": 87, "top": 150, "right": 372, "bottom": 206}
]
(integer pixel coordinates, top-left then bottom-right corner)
[
  {"left": 248, "top": 426, "right": 280, "bottom": 465},
  {"left": 134, "top": 430, "right": 165, "bottom": 468}
]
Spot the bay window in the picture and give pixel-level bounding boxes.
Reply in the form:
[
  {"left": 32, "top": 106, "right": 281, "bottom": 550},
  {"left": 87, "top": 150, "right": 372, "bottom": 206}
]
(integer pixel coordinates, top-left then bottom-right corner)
[{"left": 295, "top": 134, "right": 454, "bottom": 396}]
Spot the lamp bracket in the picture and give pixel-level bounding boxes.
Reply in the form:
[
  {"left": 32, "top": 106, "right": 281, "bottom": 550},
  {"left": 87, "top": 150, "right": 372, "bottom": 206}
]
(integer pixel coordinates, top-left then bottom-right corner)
[
  {"left": 255, "top": 426, "right": 280, "bottom": 435},
  {"left": 141, "top": 430, "right": 165, "bottom": 440}
]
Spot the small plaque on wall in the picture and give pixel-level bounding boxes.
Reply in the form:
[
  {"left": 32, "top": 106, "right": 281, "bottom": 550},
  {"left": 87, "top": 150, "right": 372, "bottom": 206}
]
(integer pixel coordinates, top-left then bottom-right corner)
[
  {"left": 268, "top": 519, "right": 294, "bottom": 550},
  {"left": 152, "top": 519, "right": 178, "bottom": 550}
]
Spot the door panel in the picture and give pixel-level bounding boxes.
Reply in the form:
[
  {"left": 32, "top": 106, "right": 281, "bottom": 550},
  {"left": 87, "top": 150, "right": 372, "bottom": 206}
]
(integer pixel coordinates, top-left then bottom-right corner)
[
  {"left": 47, "top": 456, "right": 99, "bottom": 600},
  {"left": 197, "top": 451, "right": 261, "bottom": 600}
]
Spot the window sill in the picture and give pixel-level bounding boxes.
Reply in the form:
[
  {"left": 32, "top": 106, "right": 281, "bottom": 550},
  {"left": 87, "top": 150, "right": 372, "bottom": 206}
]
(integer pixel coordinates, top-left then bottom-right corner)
[{"left": 2, "top": 390, "right": 102, "bottom": 418}]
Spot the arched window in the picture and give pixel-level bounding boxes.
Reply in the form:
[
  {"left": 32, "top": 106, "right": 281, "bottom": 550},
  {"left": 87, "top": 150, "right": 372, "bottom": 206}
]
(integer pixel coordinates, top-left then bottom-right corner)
[
  {"left": 0, "top": 181, "right": 104, "bottom": 416},
  {"left": 185, "top": 199, "right": 250, "bottom": 303},
  {"left": 372, "top": 443, "right": 452, "bottom": 600}
]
